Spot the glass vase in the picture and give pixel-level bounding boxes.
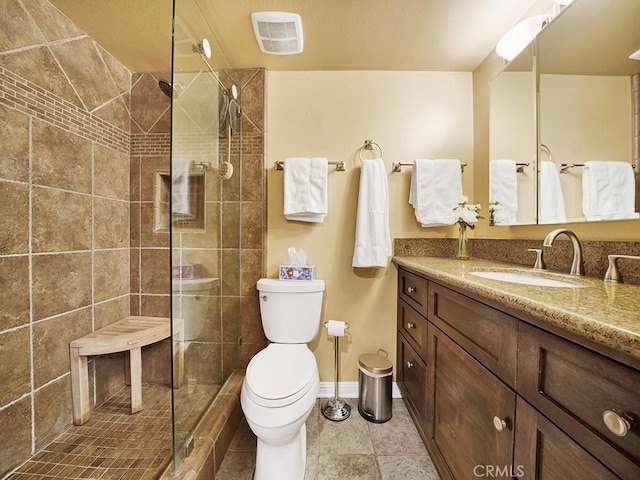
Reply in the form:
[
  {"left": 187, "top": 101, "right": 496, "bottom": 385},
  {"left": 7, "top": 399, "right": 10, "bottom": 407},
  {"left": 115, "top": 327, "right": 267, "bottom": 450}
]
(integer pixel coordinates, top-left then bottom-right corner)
[{"left": 456, "top": 222, "right": 470, "bottom": 260}]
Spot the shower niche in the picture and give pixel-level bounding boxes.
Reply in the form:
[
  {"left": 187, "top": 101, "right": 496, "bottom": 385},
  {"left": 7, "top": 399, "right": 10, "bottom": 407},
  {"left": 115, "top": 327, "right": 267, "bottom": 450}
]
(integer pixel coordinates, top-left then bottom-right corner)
[{"left": 154, "top": 170, "right": 206, "bottom": 232}]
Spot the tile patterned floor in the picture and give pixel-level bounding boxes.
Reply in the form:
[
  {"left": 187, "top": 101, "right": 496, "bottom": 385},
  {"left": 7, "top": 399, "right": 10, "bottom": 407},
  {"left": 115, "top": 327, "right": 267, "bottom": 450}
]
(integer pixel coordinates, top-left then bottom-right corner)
[
  {"left": 216, "top": 399, "right": 441, "bottom": 480},
  {"left": 6, "top": 382, "right": 218, "bottom": 480}
]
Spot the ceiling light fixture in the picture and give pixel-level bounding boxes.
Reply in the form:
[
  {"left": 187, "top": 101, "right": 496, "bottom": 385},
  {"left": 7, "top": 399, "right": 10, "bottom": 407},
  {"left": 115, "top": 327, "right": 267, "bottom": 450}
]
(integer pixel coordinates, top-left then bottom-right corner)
[
  {"left": 250, "top": 12, "right": 303, "bottom": 55},
  {"left": 630, "top": 48, "right": 640, "bottom": 61},
  {"left": 496, "top": 14, "right": 551, "bottom": 62}
]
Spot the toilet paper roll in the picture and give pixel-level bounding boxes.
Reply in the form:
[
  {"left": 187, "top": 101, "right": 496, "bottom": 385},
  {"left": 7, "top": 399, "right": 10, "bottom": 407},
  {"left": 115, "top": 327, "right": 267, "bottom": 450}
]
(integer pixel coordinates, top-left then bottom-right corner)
[{"left": 326, "top": 320, "right": 346, "bottom": 337}]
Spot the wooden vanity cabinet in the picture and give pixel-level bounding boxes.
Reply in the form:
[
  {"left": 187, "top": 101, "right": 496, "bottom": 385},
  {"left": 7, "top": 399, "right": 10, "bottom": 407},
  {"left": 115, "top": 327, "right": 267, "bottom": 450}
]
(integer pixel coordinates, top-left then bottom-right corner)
[{"left": 396, "top": 266, "right": 640, "bottom": 480}]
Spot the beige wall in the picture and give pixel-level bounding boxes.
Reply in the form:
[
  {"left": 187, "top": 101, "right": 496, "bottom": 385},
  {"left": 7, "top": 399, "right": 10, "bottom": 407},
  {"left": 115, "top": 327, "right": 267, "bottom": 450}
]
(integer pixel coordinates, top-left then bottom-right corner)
[{"left": 267, "top": 71, "right": 473, "bottom": 382}]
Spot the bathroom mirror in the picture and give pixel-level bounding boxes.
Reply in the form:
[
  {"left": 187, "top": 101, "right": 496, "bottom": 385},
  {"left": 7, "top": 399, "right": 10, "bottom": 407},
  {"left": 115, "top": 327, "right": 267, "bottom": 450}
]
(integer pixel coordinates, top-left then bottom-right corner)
[
  {"left": 489, "top": 43, "right": 537, "bottom": 225},
  {"left": 489, "top": 0, "right": 640, "bottom": 225},
  {"left": 537, "top": 0, "right": 640, "bottom": 223}
]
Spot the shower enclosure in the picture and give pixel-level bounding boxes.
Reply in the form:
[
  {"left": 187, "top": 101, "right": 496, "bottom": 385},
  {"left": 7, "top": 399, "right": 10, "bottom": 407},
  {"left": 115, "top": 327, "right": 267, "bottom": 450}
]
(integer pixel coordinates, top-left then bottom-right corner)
[{"left": 170, "top": 0, "right": 243, "bottom": 472}]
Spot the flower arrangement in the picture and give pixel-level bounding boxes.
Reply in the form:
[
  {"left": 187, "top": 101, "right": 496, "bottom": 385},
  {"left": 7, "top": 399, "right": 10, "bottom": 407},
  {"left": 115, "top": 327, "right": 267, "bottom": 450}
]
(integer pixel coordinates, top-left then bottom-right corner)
[
  {"left": 450, "top": 196, "right": 483, "bottom": 259},
  {"left": 450, "top": 196, "right": 482, "bottom": 228}
]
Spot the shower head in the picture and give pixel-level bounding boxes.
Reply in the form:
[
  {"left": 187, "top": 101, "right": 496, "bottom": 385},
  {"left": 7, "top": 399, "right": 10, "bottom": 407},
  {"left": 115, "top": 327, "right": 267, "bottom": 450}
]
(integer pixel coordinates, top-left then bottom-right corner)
[
  {"left": 218, "top": 84, "right": 240, "bottom": 137},
  {"left": 158, "top": 80, "right": 183, "bottom": 99},
  {"left": 158, "top": 80, "right": 173, "bottom": 98}
]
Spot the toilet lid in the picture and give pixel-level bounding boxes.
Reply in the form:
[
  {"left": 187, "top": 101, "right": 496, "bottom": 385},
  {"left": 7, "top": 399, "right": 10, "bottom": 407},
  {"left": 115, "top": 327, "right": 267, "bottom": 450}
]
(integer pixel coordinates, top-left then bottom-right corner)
[{"left": 246, "top": 344, "right": 317, "bottom": 403}]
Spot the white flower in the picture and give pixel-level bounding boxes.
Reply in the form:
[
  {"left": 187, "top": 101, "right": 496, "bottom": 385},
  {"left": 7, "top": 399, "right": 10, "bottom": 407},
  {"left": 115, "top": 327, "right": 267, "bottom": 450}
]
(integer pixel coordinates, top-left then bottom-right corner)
[{"left": 451, "top": 196, "right": 483, "bottom": 228}]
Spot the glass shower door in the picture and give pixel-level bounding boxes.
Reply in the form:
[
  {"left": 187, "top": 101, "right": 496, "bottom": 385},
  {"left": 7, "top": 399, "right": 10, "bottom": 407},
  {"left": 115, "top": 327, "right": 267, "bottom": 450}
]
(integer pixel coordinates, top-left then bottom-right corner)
[{"left": 170, "top": 0, "right": 242, "bottom": 472}]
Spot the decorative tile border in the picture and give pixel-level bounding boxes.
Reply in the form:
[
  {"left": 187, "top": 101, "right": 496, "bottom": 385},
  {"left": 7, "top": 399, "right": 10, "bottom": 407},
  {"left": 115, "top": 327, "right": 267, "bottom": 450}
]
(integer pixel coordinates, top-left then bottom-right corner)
[{"left": 0, "top": 67, "right": 129, "bottom": 155}]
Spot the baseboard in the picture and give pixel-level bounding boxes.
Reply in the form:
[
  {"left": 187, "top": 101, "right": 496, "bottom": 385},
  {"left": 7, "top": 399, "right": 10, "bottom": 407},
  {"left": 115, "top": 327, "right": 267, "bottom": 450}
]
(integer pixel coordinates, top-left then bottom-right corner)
[{"left": 317, "top": 381, "right": 402, "bottom": 399}]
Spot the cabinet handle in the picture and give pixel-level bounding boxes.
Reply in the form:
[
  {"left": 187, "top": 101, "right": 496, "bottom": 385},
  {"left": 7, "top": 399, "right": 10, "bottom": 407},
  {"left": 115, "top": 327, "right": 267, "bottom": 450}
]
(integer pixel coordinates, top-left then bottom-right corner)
[
  {"left": 406, "top": 361, "right": 414, "bottom": 369},
  {"left": 493, "top": 416, "right": 507, "bottom": 432},
  {"left": 406, "top": 322, "right": 416, "bottom": 329},
  {"left": 603, "top": 410, "right": 631, "bottom": 437},
  {"left": 406, "top": 286, "right": 417, "bottom": 294}
]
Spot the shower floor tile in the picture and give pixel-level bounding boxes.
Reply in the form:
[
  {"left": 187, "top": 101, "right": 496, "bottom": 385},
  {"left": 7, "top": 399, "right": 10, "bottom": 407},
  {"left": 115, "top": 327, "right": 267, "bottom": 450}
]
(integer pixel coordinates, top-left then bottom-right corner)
[
  {"left": 7, "top": 382, "right": 218, "bottom": 480},
  {"left": 216, "top": 399, "right": 441, "bottom": 480}
]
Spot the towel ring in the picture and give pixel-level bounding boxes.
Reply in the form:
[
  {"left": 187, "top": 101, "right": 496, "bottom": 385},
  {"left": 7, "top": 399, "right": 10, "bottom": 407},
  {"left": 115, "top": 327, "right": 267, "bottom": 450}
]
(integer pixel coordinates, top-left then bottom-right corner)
[
  {"left": 358, "top": 139, "right": 383, "bottom": 163},
  {"left": 540, "top": 143, "right": 552, "bottom": 162}
]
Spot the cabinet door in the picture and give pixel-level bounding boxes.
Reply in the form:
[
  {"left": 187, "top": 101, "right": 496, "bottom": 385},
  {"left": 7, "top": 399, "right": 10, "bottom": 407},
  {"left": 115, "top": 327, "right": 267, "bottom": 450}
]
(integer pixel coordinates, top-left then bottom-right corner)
[
  {"left": 397, "top": 333, "right": 428, "bottom": 434},
  {"left": 515, "top": 396, "right": 621, "bottom": 480},
  {"left": 428, "top": 326, "right": 515, "bottom": 480}
]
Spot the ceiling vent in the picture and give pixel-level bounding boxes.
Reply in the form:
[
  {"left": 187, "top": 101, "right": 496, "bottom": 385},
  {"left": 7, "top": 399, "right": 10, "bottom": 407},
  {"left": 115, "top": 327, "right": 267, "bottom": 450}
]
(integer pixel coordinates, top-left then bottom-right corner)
[{"left": 250, "top": 12, "right": 303, "bottom": 55}]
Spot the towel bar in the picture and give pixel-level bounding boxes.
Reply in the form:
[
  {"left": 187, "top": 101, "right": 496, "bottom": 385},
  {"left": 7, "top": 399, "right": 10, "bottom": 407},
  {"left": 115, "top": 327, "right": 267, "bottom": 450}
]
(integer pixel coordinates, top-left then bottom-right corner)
[
  {"left": 392, "top": 161, "right": 528, "bottom": 173},
  {"left": 274, "top": 160, "right": 346, "bottom": 171},
  {"left": 392, "top": 161, "right": 469, "bottom": 173},
  {"left": 560, "top": 163, "right": 637, "bottom": 174}
]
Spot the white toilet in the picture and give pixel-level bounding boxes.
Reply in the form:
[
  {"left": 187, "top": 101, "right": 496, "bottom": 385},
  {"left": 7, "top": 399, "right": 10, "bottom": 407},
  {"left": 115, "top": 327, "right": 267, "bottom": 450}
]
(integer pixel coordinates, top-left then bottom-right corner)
[{"left": 241, "top": 278, "right": 325, "bottom": 480}]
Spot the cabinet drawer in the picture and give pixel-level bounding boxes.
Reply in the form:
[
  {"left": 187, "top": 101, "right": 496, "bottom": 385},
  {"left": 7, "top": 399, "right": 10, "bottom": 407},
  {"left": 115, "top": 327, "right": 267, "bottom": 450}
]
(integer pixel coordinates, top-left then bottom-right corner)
[
  {"left": 398, "top": 299, "right": 428, "bottom": 360},
  {"left": 428, "top": 282, "right": 517, "bottom": 386},
  {"left": 518, "top": 322, "right": 640, "bottom": 479},
  {"left": 397, "top": 334, "right": 428, "bottom": 430},
  {"left": 398, "top": 268, "right": 429, "bottom": 316}
]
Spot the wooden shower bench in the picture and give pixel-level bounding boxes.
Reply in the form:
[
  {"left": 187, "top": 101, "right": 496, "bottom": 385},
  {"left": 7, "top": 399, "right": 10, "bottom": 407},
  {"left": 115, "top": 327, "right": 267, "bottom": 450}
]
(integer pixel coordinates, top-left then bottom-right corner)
[{"left": 70, "top": 316, "right": 184, "bottom": 425}]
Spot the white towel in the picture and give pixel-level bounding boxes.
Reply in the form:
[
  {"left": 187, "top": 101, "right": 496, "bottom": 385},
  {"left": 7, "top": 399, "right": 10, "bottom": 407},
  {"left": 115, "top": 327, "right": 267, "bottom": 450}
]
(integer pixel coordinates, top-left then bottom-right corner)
[
  {"left": 283, "top": 157, "right": 328, "bottom": 223},
  {"left": 352, "top": 158, "right": 391, "bottom": 268},
  {"left": 489, "top": 159, "right": 518, "bottom": 225},
  {"left": 172, "top": 160, "right": 192, "bottom": 216},
  {"left": 582, "top": 161, "right": 639, "bottom": 221},
  {"left": 538, "top": 161, "right": 567, "bottom": 224},
  {"left": 409, "top": 159, "right": 462, "bottom": 227}
]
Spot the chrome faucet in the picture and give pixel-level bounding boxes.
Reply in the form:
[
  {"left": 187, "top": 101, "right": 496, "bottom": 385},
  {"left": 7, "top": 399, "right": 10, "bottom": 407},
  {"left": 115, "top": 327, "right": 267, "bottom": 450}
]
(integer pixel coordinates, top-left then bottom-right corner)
[{"left": 542, "top": 229, "right": 585, "bottom": 276}]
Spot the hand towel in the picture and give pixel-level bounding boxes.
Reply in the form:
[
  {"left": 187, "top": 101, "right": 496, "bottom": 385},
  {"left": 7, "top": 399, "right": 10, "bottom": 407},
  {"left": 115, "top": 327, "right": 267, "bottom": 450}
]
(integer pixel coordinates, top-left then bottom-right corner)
[
  {"left": 538, "top": 161, "right": 567, "bottom": 224},
  {"left": 489, "top": 159, "right": 518, "bottom": 225},
  {"left": 283, "top": 157, "right": 328, "bottom": 223},
  {"left": 582, "top": 161, "right": 638, "bottom": 221},
  {"left": 352, "top": 158, "right": 391, "bottom": 267},
  {"left": 409, "top": 159, "right": 462, "bottom": 227},
  {"left": 172, "top": 159, "right": 192, "bottom": 216}
]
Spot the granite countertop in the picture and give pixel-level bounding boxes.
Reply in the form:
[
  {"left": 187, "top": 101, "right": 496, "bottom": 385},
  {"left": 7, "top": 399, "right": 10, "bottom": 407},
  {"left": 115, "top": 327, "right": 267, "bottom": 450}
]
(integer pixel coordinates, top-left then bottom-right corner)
[{"left": 394, "top": 256, "right": 640, "bottom": 365}]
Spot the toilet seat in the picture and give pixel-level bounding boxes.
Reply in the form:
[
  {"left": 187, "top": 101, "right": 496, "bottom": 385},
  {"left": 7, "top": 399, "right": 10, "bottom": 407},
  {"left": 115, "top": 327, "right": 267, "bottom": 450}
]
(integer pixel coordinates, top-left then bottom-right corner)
[{"left": 245, "top": 344, "right": 317, "bottom": 408}]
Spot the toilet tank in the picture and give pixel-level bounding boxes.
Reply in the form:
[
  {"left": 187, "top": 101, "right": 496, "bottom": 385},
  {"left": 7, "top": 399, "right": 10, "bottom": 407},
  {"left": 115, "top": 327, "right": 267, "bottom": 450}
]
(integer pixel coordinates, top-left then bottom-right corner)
[{"left": 257, "top": 279, "right": 325, "bottom": 343}]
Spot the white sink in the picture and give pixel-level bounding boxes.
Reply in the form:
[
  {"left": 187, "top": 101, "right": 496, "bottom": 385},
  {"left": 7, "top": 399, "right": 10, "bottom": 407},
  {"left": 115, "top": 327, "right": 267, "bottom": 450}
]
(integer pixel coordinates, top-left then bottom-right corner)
[{"left": 469, "top": 270, "right": 583, "bottom": 288}]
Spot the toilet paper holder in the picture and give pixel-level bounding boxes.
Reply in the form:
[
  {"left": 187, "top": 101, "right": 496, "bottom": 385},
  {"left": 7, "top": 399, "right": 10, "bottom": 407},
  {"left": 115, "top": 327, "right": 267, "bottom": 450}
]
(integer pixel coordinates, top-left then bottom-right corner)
[
  {"left": 322, "top": 320, "right": 351, "bottom": 421},
  {"left": 323, "top": 320, "right": 350, "bottom": 334}
]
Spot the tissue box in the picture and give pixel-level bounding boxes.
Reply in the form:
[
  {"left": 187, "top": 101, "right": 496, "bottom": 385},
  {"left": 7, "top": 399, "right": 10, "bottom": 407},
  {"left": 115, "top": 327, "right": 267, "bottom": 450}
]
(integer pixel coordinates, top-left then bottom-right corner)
[
  {"left": 172, "top": 264, "right": 193, "bottom": 279},
  {"left": 279, "top": 265, "right": 316, "bottom": 281}
]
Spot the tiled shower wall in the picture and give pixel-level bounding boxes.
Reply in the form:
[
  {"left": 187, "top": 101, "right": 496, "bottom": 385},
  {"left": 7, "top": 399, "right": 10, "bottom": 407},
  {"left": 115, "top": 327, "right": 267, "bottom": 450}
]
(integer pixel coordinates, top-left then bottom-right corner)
[
  {"left": 128, "top": 67, "right": 267, "bottom": 386},
  {"left": 129, "top": 71, "right": 173, "bottom": 385},
  {"left": 1, "top": 1, "right": 268, "bottom": 477},
  {"left": 0, "top": 0, "right": 131, "bottom": 476}
]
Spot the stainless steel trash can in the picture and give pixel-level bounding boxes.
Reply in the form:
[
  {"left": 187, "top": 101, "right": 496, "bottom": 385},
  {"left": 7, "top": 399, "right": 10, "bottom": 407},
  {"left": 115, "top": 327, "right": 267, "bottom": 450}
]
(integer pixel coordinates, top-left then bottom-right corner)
[{"left": 358, "top": 351, "right": 393, "bottom": 423}]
